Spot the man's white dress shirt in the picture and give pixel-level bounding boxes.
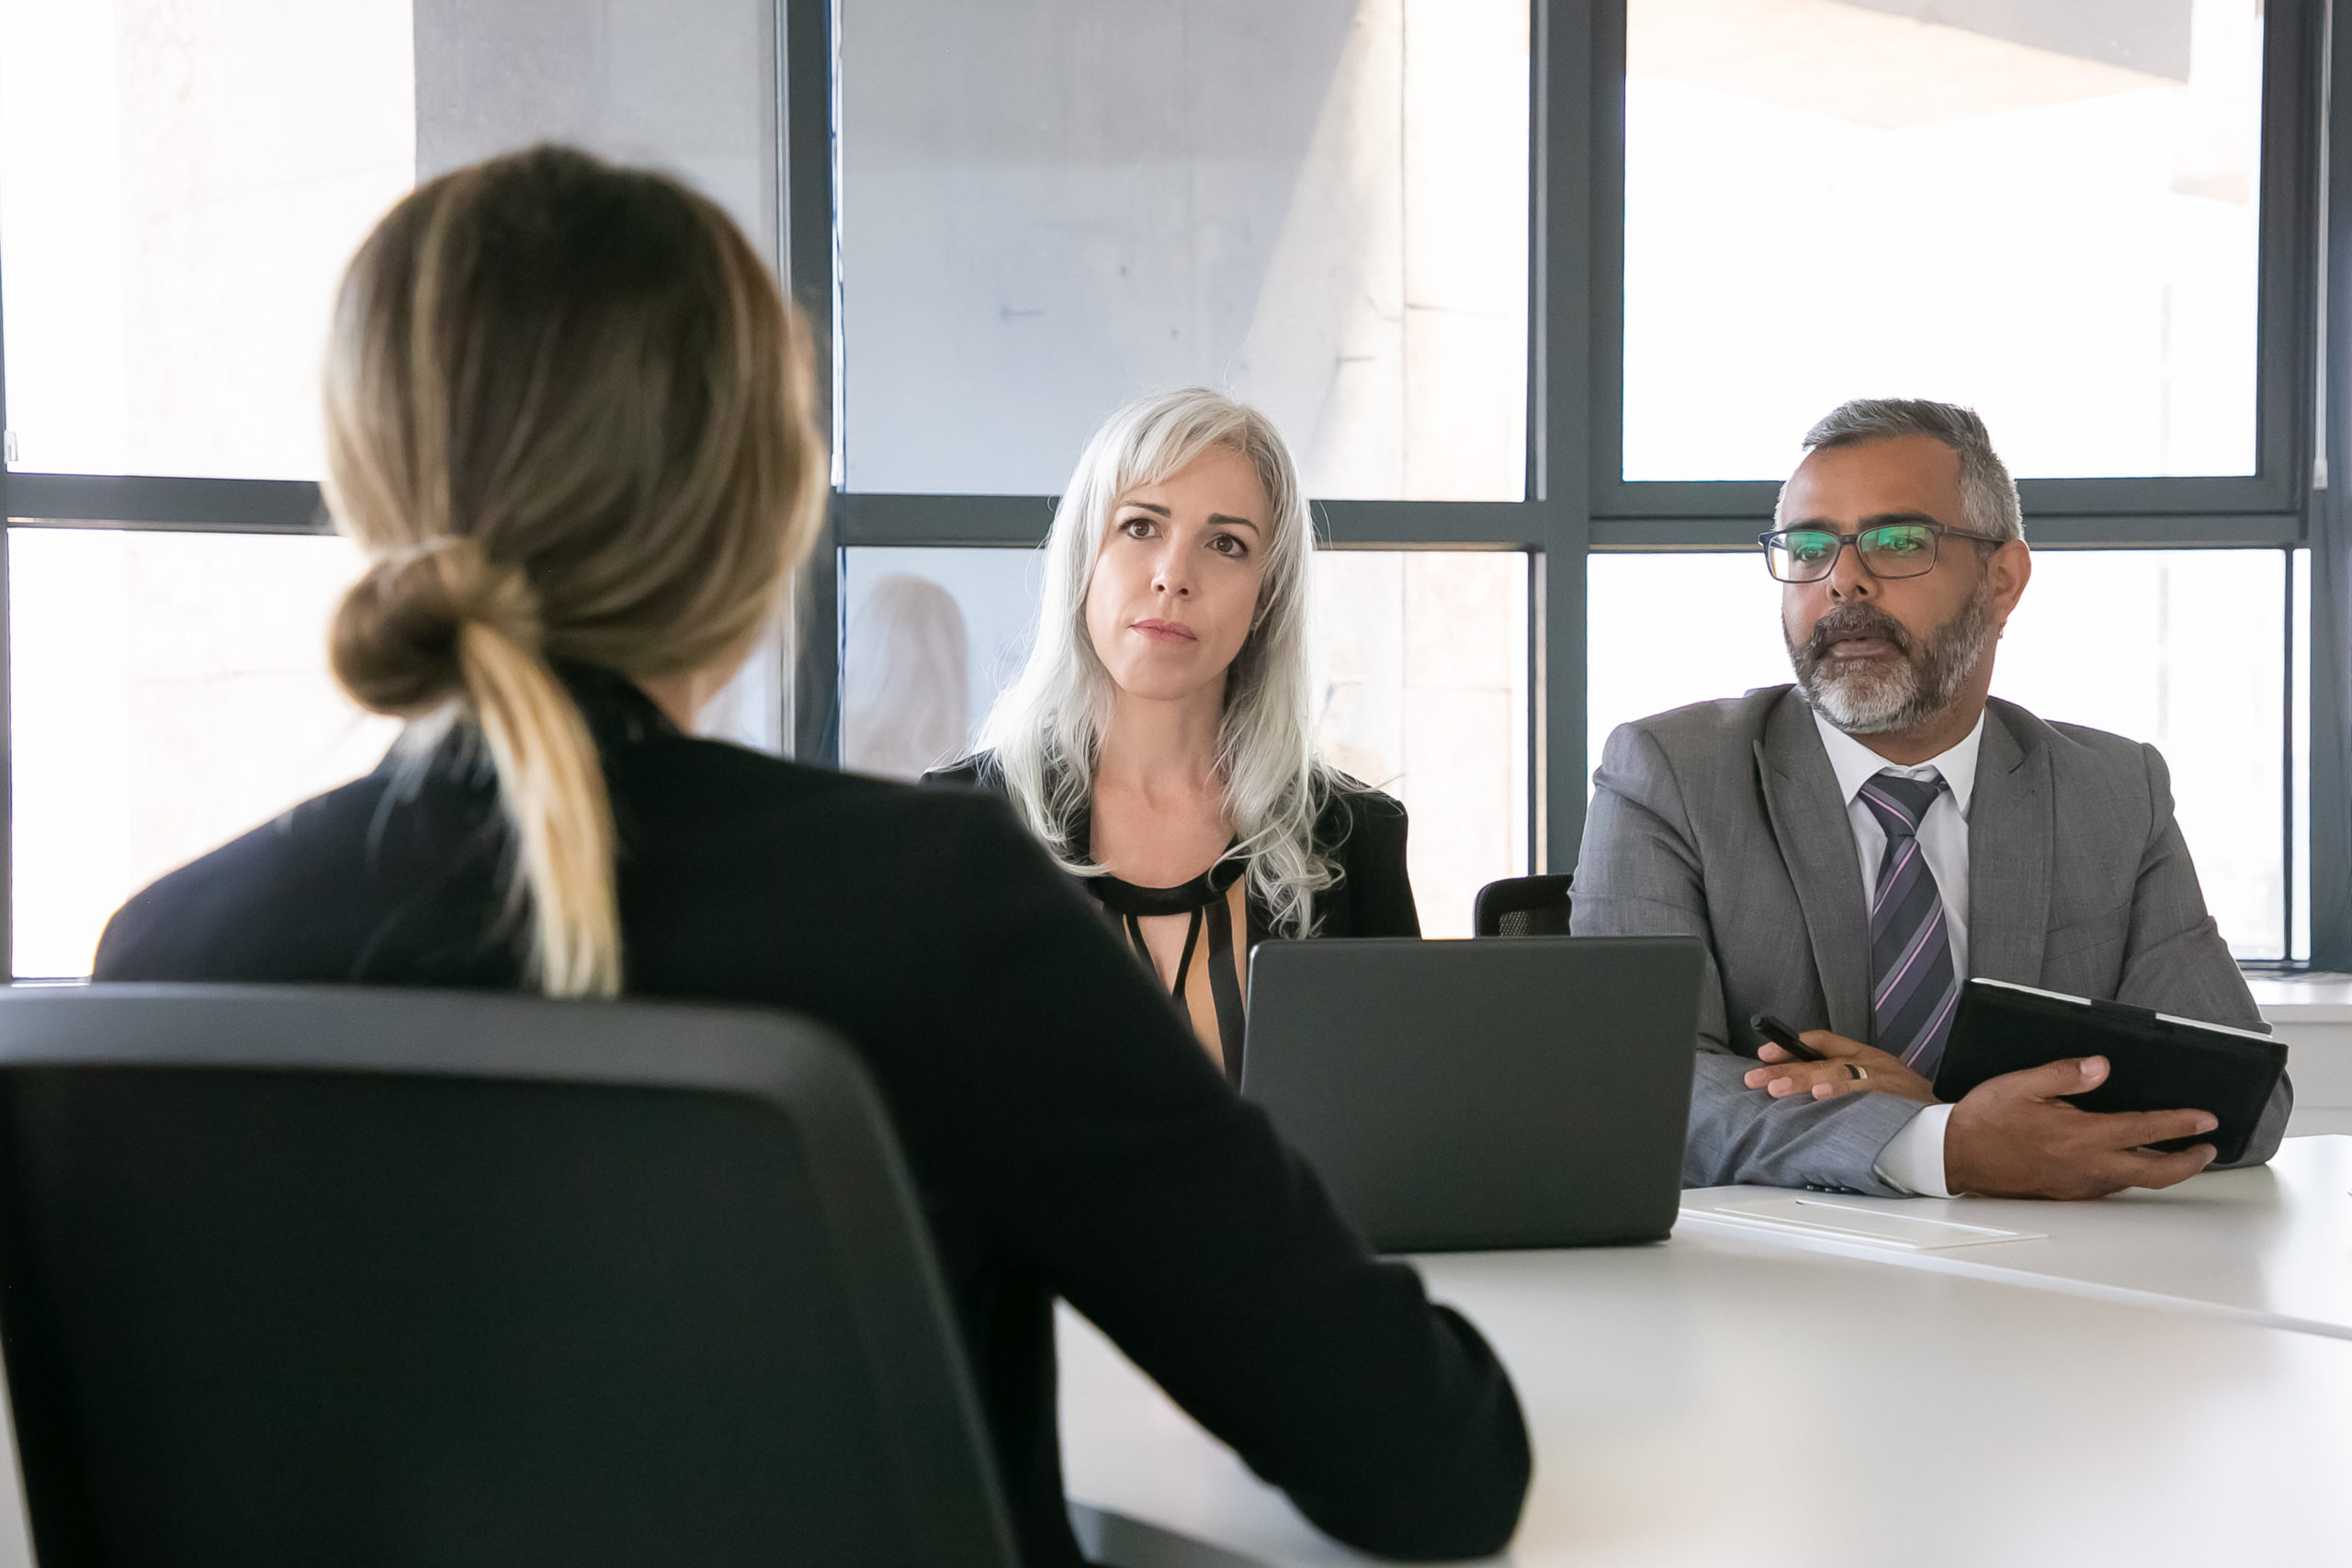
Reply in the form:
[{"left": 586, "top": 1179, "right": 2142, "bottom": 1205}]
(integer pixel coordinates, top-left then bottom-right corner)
[{"left": 1810, "top": 710, "right": 1985, "bottom": 1198}]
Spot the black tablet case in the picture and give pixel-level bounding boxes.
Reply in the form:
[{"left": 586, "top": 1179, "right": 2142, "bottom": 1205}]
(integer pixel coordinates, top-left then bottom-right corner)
[{"left": 1931, "top": 979, "right": 2286, "bottom": 1165}]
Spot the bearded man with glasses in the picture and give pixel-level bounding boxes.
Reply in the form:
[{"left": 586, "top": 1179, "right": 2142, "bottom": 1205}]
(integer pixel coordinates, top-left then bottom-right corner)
[{"left": 1573, "top": 398, "right": 2290, "bottom": 1200}]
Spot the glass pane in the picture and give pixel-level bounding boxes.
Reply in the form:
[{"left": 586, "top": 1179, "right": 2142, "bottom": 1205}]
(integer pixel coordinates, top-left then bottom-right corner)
[
  {"left": 0, "top": 0, "right": 417, "bottom": 479},
  {"left": 12, "top": 522, "right": 782, "bottom": 978},
  {"left": 0, "top": 0, "right": 780, "bottom": 481},
  {"left": 1585, "top": 553, "right": 1792, "bottom": 773},
  {"left": 411, "top": 0, "right": 778, "bottom": 267},
  {"left": 842, "top": 547, "right": 1049, "bottom": 778},
  {"left": 1999, "top": 550, "right": 2284, "bottom": 959},
  {"left": 2293, "top": 547, "right": 2310, "bottom": 963},
  {"left": 1623, "top": 0, "right": 2262, "bottom": 481},
  {"left": 1586, "top": 548, "right": 2287, "bottom": 958},
  {"left": 1316, "top": 551, "right": 1530, "bottom": 936},
  {"left": 837, "top": 0, "right": 1531, "bottom": 500},
  {"left": 844, "top": 546, "right": 1530, "bottom": 937},
  {"left": 11, "top": 529, "right": 402, "bottom": 977}
]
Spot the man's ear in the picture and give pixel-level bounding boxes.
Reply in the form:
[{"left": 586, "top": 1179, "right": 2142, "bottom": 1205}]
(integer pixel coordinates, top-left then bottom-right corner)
[{"left": 1985, "top": 539, "right": 2031, "bottom": 630}]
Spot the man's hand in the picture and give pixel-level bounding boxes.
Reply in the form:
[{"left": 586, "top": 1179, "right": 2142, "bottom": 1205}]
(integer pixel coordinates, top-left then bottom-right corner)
[
  {"left": 1744, "top": 1030, "right": 1936, "bottom": 1104},
  {"left": 1944, "top": 1055, "right": 2218, "bottom": 1200}
]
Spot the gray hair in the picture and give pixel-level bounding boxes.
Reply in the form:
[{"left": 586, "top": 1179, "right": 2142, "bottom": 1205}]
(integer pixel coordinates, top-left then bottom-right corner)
[
  {"left": 977, "top": 388, "right": 1336, "bottom": 937},
  {"left": 1785, "top": 398, "right": 2024, "bottom": 543}
]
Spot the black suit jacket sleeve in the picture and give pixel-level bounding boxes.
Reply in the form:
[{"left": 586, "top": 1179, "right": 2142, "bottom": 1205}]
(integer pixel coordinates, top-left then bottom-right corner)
[
  {"left": 893, "top": 800, "right": 1522, "bottom": 1557},
  {"left": 1321, "top": 786, "right": 1420, "bottom": 938}
]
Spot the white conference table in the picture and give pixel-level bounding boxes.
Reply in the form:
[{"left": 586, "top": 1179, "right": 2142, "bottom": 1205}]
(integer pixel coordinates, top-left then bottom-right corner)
[
  {"left": 1679, "top": 1133, "right": 2352, "bottom": 1340},
  {"left": 0, "top": 1147, "right": 2335, "bottom": 1568},
  {"left": 1058, "top": 1136, "right": 2352, "bottom": 1567}
]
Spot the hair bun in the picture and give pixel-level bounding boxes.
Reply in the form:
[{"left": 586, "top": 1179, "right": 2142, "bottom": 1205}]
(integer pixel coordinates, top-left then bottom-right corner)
[{"left": 331, "top": 535, "right": 542, "bottom": 716}]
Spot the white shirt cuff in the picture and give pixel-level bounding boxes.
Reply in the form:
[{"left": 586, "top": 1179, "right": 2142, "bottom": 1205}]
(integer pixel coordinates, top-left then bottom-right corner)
[{"left": 1871, "top": 1101, "right": 1955, "bottom": 1198}]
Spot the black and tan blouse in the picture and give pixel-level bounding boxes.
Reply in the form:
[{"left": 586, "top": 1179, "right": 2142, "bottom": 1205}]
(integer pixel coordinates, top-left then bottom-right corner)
[{"left": 924, "top": 753, "right": 1421, "bottom": 1080}]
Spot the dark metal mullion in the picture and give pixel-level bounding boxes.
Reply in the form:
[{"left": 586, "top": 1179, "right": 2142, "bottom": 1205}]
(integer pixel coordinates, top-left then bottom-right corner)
[
  {"left": 2255, "top": 0, "right": 2330, "bottom": 517},
  {"left": 840, "top": 492, "right": 1538, "bottom": 549},
  {"left": 783, "top": 0, "right": 841, "bottom": 766},
  {"left": 1580, "top": 0, "right": 1629, "bottom": 521},
  {"left": 1600, "top": 476, "right": 2308, "bottom": 526},
  {"left": 837, "top": 493, "right": 1054, "bottom": 548},
  {"left": 1591, "top": 514, "right": 2310, "bottom": 551},
  {"left": 2312, "top": 0, "right": 2352, "bottom": 972},
  {"left": 5, "top": 475, "right": 327, "bottom": 533},
  {"left": 1540, "top": 0, "right": 1601, "bottom": 874}
]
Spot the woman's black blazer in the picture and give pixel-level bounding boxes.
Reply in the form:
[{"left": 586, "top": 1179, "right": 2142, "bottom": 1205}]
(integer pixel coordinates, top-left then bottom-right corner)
[
  {"left": 94, "top": 668, "right": 1527, "bottom": 1568},
  {"left": 922, "top": 751, "right": 1422, "bottom": 941}
]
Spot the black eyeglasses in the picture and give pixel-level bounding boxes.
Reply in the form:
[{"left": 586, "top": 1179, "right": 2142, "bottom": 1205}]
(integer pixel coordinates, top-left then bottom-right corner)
[{"left": 1758, "top": 521, "right": 2003, "bottom": 583}]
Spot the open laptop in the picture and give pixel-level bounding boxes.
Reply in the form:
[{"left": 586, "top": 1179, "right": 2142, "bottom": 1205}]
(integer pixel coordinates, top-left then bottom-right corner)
[{"left": 1238, "top": 936, "right": 1701, "bottom": 1253}]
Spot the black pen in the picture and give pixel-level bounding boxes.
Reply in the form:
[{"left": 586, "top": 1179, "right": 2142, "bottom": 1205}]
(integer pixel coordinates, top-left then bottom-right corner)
[{"left": 1749, "top": 1012, "right": 1826, "bottom": 1063}]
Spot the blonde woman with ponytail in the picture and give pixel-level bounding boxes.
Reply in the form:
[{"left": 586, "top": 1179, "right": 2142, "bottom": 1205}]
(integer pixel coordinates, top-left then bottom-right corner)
[
  {"left": 929, "top": 389, "right": 1418, "bottom": 1081},
  {"left": 93, "top": 148, "right": 1525, "bottom": 1567}
]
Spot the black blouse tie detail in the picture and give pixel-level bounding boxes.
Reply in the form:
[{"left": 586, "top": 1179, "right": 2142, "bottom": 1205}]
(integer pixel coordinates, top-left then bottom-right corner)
[
  {"left": 921, "top": 751, "right": 1425, "bottom": 1089},
  {"left": 1089, "top": 856, "right": 1250, "bottom": 1083}
]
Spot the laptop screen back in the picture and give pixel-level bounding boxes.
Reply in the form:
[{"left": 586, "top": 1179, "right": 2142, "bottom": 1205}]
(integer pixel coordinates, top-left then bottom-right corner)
[{"left": 1240, "top": 937, "right": 1701, "bottom": 1252}]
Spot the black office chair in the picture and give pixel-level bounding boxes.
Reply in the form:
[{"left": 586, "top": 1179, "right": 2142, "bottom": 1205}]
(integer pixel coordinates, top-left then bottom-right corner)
[
  {"left": 0, "top": 985, "right": 1017, "bottom": 1568},
  {"left": 1473, "top": 874, "right": 1574, "bottom": 937}
]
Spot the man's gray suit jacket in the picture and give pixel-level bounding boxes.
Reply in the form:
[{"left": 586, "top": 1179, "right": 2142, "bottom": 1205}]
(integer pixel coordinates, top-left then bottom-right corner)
[{"left": 1570, "top": 684, "right": 2291, "bottom": 1194}]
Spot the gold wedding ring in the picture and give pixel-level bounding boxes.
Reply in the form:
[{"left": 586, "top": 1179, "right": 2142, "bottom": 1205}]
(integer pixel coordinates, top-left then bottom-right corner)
[{"left": 1847, "top": 1064, "right": 1868, "bottom": 1082}]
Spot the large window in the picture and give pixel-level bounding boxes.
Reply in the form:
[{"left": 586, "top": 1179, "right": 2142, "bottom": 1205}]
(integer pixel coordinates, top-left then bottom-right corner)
[
  {"left": 0, "top": 0, "right": 790, "bottom": 976},
  {"left": 1309, "top": 550, "right": 1531, "bottom": 934},
  {"left": 0, "top": 0, "right": 780, "bottom": 479},
  {"left": 0, "top": 0, "right": 415, "bottom": 479},
  {"left": 1, "top": 1, "right": 2338, "bottom": 974},
  {"left": 9, "top": 531, "right": 399, "bottom": 976},
  {"left": 826, "top": 0, "right": 1549, "bottom": 941},
  {"left": 1622, "top": 0, "right": 2264, "bottom": 482},
  {"left": 834, "top": 0, "right": 1532, "bottom": 500}
]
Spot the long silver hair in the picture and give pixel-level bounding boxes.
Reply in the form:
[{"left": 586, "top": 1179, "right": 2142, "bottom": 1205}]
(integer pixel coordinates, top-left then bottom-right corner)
[{"left": 977, "top": 387, "right": 1337, "bottom": 936}]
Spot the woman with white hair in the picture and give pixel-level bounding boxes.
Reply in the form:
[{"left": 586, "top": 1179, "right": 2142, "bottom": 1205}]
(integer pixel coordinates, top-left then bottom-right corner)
[{"left": 929, "top": 389, "right": 1418, "bottom": 1080}]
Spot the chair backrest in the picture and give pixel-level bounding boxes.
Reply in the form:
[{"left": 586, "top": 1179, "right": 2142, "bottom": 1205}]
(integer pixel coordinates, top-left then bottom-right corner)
[
  {"left": 1473, "top": 874, "right": 1574, "bottom": 937},
  {"left": 0, "top": 985, "right": 1017, "bottom": 1568}
]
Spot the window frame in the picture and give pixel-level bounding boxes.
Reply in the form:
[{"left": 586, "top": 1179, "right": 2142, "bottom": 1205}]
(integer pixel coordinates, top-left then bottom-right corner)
[
  {"left": 809, "top": 0, "right": 1587, "bottom": 888},
  {"left": 1590, "top": 0, "right": 2326, "bottom": 540},
  {"left": 0, "top": 0, "right": 2341, "bottom": 977}
]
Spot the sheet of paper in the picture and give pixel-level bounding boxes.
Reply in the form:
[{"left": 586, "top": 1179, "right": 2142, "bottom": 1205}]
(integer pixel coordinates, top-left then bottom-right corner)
[{"left": 1683, "top": 1195, "right": 2047, "bottom": 1251}]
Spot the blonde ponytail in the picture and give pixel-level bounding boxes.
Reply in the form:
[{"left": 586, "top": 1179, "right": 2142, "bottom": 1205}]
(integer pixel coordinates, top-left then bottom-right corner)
[
  {"left": 331, "top": 536, "right": 622, "bottom": 998},
  {"left": 322, "top": 147, "right": 828, "bottom": 998},
  {"left": 461, "top": 623, "right": 620, "bottom": 997}
]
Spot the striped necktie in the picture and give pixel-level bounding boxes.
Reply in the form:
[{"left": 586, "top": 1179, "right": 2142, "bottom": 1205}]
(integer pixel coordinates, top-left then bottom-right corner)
[{"left": 1858, "top": 770, "right": 1960, "bottom": 1076}]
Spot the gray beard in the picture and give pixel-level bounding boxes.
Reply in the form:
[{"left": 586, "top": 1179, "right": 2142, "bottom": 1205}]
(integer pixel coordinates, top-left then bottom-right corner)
[{"left": 1787, "top": 588, "right": 1993, "bottom": 736}]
